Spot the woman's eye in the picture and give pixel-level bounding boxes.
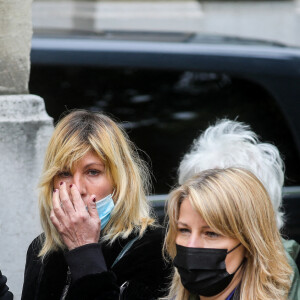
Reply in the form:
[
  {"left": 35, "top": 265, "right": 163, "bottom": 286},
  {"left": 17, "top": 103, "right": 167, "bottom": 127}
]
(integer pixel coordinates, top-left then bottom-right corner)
[
  {"left": 178, "top": 228, "right": 190, "bottom": 234},
  {"left": 57, "top": 171, "right": 71, "bottom": 178},
  {"left": 205, "top": 231, "right": 220, "bottom": 238},
  {"left": 87, "top": 169, "right": 101, "bottom": 176}
]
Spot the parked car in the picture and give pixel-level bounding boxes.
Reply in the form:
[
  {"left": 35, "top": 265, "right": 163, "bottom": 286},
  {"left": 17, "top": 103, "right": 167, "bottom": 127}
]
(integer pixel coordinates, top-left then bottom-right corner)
[{"left": 30, "top": 29, "right": 300, "bottom": 246}]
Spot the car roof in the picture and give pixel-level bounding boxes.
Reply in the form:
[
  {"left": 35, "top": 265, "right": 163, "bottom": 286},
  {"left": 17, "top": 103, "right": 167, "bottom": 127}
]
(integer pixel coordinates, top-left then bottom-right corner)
[
  {"left": 33, "top": 29, "right": 289, "bottom": 46},
  {"left": 31, "top": 29, "right": 300, "bottom": 77}
]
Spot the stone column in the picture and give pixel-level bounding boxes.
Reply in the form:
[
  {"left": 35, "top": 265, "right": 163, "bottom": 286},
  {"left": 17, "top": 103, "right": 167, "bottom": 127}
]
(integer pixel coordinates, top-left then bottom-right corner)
[
  {"left": 0, "top": 1, "right": 54, "bottom": 298},
  {"left": 0, "top": 0, "right": 31, "bottom": 94}
]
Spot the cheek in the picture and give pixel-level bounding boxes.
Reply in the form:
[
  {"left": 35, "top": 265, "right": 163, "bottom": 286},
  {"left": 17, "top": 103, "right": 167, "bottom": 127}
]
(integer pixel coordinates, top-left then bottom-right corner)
[
  {"left": 53, "top": 176, "right": 72, "bottom": 188},
  {"left": 91, "top": 178, "right": 114, "bottom": 200},
  {"left": 53, "top": 176, "right": 60, "bottom": 189},
  {"left": 225, "top": 246, "right": 246, "bottom": 274},
  {"left": 175, "top": 234, "right": 187, "bottom": 247}
]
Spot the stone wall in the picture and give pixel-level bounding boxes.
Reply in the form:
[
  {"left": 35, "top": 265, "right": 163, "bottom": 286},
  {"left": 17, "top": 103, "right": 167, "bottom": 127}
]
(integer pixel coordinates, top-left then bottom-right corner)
[
  {"left": 0, "top": 95, "right": 53, "bottom": 298},
  {"left": 0, "top": 1, "right": 54, "bottom": 298},
  {"left": 33, "top": 0, "right": 300, "bottom": 47}
]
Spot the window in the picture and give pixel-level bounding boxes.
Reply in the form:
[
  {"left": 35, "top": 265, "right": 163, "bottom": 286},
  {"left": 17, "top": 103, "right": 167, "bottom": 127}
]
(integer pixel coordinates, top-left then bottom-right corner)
[{"left": 30, "top": 65, "right": 300, "bottom": 193}]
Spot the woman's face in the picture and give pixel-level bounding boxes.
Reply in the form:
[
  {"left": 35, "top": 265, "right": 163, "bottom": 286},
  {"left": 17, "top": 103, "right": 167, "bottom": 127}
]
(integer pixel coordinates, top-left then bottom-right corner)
[
  {"left": 175, "top": 197, "right": 246, "bottom": 274},
  {"left": 53, "top": 150, "right": 114, "bottom": 205}
]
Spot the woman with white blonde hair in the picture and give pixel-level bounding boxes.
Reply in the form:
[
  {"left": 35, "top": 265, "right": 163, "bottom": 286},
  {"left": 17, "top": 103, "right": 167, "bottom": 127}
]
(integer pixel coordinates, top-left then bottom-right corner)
[
  {"left": 178, "top": 119, "right": 284, "bottom": 229},
  {"left": 164, "top": 167, "right": 294, "bottom": 300},
  {"left": 21, "top": 110, "right": 171, "bottom": 300}
]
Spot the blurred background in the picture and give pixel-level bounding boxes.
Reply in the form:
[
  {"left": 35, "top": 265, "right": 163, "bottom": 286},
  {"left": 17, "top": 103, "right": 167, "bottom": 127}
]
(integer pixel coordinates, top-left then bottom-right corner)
[
  {"left": 32, "top": 0, "right": 300, "bottom": 46},
  {"left": 30, "top": 1, "right": 300, "bottom": 242}
]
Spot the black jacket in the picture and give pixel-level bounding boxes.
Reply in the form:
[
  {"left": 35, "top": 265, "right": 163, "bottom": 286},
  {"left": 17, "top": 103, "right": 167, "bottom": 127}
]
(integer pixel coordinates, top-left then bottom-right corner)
[
  {"left": 0, "top": 271, "right": 13, "bottom": 300},
  {"left": 21, "top": 226, "right": 172, "bottom": 300}
]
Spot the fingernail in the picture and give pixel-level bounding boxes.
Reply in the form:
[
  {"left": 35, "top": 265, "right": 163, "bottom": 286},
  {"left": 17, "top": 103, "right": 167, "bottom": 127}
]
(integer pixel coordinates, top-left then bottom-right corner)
[
  {"left": 93, "top": 198, "right": 96, "bottom": 203},
  {"left": 60, "top": 182, "right": 63, "bottom": 185},
  {"left": 69, "top": 184, "right": 72, "bottom": 188}
]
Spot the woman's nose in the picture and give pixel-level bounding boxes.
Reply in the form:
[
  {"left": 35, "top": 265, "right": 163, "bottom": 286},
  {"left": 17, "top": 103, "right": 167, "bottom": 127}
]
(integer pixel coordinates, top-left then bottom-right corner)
[
  {"left": 187, "top": 234, "right": 204, "bottom": 248},
  {"left": 73, "top": 174, "right": 87, "bottom": 196}
]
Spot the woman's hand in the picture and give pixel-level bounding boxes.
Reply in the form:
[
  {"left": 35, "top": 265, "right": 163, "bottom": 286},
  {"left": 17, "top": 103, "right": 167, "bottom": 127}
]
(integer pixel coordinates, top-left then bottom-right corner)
[{"left": 50, "top": 182, "right": 101, "bottom": 250}]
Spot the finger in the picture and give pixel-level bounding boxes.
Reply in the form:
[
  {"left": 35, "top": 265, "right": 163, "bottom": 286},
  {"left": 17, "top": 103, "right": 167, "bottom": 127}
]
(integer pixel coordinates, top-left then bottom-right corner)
[
  {"left": 59, "top": 181, "right": 76, "bottom": 215},
  {"left": 50, "top": 209, "right": 64, "bottom": 233},
  {"left": 70, "top": 184, "right": 86, "bottom": 212},
  {"left": 52, "top": 188, "right": 65, "bottom": 220},
  {"left": 87, "top": 195, "right": 99, "bottom": 220}
]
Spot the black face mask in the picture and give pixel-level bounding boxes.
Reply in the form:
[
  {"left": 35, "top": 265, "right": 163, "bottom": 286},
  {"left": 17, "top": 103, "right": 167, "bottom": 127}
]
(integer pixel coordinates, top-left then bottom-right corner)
[{"left": 173, "top": 243, "right": 244, "bottom": 297}]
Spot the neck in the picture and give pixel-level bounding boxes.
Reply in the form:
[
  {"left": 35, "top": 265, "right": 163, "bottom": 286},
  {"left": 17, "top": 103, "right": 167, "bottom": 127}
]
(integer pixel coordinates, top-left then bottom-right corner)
[{"left": 199, "top": 267, "right": 243, "bottom": 300}]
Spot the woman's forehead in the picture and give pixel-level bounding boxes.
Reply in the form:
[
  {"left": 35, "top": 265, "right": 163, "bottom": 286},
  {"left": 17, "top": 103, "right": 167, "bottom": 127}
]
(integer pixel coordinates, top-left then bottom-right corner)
[
  {"left": 75, "top": 151, "right": 104, "bottom": 167},
  {"left": 61, "top": 150, "right": 104, "bottom": 170},
  {"left": 178, "top": 198, "right": 206, "bottom": 225}
]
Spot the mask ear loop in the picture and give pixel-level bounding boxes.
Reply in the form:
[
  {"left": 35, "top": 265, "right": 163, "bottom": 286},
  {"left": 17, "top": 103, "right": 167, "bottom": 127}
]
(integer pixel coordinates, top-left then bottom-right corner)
[
  {"left": 230, "top": 257, "right": 246, "bottom": 275},
  {"left": 227, "top": 243, "right": 242, "bottom": 254},
  {"left": 227, "top": 243, "right": 246, "bottom": 275},
  {"left": 111, "top": 188, "right": 116, "bottom": 198}
]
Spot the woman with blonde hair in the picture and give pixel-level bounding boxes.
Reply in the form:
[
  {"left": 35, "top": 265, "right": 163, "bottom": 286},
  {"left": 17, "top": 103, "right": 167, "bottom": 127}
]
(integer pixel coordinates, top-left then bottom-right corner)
[
  {"left": 21, "top": 110, "right": 171, "bottom": 300},
  {"left": 177, "top": 119, "right": 300, "bottom": 297},
  {"left": 164, "top": 167, "right": 294, "bottom": 300}
]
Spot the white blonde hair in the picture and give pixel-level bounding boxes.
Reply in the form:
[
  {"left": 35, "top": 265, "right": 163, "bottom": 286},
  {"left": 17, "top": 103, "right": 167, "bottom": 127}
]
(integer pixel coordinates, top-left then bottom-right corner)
[{"left": 178, "top": 119, "right": 285, "bottom": 229}]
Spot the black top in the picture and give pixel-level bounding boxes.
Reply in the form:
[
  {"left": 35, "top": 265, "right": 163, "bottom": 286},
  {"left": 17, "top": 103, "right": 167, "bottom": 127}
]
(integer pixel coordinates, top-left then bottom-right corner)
[
  {"left": 0, "top": 271, "right": 13, "bottom": 300},
  {"left": 21, "top": 226, "right": 172, "bottom": 300}
]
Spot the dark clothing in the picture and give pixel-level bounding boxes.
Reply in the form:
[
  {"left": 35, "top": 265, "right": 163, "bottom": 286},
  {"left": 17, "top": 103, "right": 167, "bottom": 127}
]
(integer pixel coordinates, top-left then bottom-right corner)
[
  {"left": 189, "top": 285, "right": 240, "bottom": 300},
  {"left": 0, "top": 271, "right": 13, "bottom": 300},
  {"left": 21, "top": 226, "right": 172, "bottom": 300}
]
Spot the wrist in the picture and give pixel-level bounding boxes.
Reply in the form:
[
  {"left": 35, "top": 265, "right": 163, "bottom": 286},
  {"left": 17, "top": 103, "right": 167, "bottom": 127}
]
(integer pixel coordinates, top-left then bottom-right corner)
[{"left": 65, "top": 243, "right": 107, "bottom": 282}]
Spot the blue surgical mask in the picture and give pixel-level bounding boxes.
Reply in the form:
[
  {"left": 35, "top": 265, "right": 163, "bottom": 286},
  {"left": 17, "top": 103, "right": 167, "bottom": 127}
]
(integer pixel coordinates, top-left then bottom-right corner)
[{"left": 96, "top": 193, "right": 115, "bottom": 229}]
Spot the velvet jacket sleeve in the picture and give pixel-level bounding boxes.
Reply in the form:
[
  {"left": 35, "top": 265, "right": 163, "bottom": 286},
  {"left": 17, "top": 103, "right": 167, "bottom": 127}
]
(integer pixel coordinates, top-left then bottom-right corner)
[
  {"left": 21, "top": 227, "right": 172, "bottom": 300},
  {"left": 21, "top": 237, "right": 120, "bottom": 300},
  {"left": 65, "top": 243, "right": 120, "bottom": 300},
  {"left": 0, "top": 271, "right": 13, "bottom": 300},
  {"left": 66, "top": 227, "right": 172, "bottom": 300}
]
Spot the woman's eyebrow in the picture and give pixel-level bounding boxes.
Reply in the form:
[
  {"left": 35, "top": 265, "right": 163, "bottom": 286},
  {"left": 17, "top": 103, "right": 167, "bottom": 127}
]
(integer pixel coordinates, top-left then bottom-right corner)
[
  {"left": 177, "top": 221, "right": 211, "bottom": 230},
  {"left": 84, "top": 163, "right": 104, "bottom": 169},
  {"left": 177, "top": 221, "right": 189, "bottom": 226}
]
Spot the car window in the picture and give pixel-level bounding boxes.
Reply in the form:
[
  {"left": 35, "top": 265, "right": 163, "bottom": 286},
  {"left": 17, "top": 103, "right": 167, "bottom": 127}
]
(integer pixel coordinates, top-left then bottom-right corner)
[{"left": 29, "top": 65, "right": 300, "bottom": 193}]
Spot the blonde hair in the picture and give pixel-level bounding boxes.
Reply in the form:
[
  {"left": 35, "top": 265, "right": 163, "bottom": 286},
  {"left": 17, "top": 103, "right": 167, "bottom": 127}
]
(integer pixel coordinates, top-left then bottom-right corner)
[
  {"left": 39, "top": 110, "right": 155, "bottom": 257},
  {"left": 164, "top": 168, "right": 292, "bottom": 300}
]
